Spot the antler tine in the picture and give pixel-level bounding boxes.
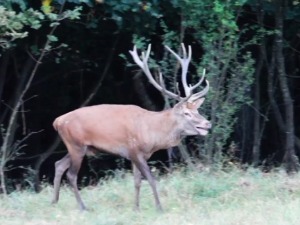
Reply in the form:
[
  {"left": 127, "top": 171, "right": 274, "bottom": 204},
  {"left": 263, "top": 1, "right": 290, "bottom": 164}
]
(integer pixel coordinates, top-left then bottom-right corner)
[
  {"left": 189, "top": 80, "right": 210, "bottom": 103},
  {"left": 141, "top": 43, "right": 151, "bottom": 63},
  {"left": 187, "top": 69, "right": 209, "bottom": 102},
  {"left": 181, "top": 43, "right": 187, "bottom": 59},
  {"left": 165, "top": 43, "right": 192, "bottom": 97},
  {"left": 181, "top": 43, "right": 192, "bottom": 61},
  {"left": 130, "top": 45, "right": 144, "bottom": 69},
  {"left": 164, "top": 45, "right": 180, "bottom": 61},
  {"left": 129, "top": 45, "right": 181, "bottom": 101},
  {"left": 189, "top": 69, "right": 206, "bottom": 93},
  {"left": 159, "top": 71, "right": 167, "bottom": 96}
]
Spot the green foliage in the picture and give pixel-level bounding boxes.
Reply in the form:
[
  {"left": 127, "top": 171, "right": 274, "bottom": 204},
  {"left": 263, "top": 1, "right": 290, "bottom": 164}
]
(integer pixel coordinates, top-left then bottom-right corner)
[
  {"left": 47, "top": 34, "right": 58, "bottom": 42},
  {"left": 61, "top": 6, "right": 82, "bottom": 20},
  {"left": 58, "top": 0, "right": 93, "bottom": 6},
  {"left": 0, "top": 6, "right": 44, "bottom": 48},
  {"left": 176, "top": 0, "right": 255, "bottom": 160},
  {"left": 104, "top": 0, "right": 162, "bottom": 31},
  {"left": 3, "top": 0, "right": 28, "bottom": 10},
  {"left": 0, "top": 0, "right": 82, "bottom": 50}
]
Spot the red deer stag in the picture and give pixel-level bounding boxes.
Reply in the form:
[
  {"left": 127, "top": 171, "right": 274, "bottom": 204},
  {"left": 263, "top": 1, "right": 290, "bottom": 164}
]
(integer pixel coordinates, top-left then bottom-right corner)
[{"left": 51, "top": 43, "right": 211, "bottom": 211}]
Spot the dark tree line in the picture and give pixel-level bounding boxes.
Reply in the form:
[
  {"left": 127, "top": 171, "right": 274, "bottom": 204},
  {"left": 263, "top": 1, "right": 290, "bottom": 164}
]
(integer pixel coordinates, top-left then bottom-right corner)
[{"left": 1, "top": 0, "right": 300, "bottom": 193}]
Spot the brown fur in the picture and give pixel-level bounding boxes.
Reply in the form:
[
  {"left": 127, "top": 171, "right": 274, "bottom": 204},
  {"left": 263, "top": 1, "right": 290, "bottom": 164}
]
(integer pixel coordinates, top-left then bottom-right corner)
[{"left": 51, "top": 101, "right": 210, "bottom": 211}]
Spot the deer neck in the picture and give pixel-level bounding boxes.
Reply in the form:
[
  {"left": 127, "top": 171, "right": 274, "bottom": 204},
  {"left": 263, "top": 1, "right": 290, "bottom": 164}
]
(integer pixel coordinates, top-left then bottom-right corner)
[{"left": 148, "top": 109, "right": 183, "bottom": 150}]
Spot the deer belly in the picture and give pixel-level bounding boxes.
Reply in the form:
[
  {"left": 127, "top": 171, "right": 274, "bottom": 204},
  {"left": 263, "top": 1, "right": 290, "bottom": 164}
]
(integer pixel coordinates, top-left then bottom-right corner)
[{"left": 114, "top": 146, "right": 130, "bottom": 160}]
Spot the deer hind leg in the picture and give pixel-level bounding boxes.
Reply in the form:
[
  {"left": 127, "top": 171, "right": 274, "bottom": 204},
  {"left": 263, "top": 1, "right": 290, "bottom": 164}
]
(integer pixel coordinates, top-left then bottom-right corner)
[
  {"left": 133, "top": 163, "right": 142, "bottom": 211},
  {"left": 133, "top": 155, "right": 163, "bottom": 212},
  {"left": 52, "top": 154, "right": 71, "bottom": 204},
  {"left": 66, "top": 146, "right": 87, "bottom": 211}
]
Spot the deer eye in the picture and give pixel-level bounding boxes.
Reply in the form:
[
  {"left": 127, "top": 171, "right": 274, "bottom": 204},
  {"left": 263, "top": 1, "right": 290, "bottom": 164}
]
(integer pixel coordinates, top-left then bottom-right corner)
[{"left": 184, "top": 112, "right": 191, "bottom": 117}]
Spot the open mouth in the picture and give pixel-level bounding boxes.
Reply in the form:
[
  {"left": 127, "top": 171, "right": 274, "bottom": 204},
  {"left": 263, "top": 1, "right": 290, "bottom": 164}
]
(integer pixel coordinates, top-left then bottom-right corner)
[
  {"left": 195, "top": 126, "right": 210, "bottom": 135},
  {"left": 196, "top": 126, "right": 209, "bottom": 131}
]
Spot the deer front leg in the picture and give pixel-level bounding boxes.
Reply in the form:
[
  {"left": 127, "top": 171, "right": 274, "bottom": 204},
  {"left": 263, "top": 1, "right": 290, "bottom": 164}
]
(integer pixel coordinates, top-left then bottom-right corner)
[
  {"left": 133, "top": 163, "right": 142, "bottom": 211},
  {"left": 133, "top": 155, "right": 163, "bottom": 212}
]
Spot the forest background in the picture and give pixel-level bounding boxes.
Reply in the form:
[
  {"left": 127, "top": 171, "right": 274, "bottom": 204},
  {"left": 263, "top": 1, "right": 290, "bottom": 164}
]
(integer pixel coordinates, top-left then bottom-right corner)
[{"left": 1, "top": 0, "right": 300, "bottom": 195}]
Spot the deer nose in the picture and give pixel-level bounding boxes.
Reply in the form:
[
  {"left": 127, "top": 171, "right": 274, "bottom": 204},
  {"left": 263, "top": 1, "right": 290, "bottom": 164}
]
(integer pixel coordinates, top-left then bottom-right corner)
[{"left": 205, "top": 121, "right": 212, "bottom": 129}]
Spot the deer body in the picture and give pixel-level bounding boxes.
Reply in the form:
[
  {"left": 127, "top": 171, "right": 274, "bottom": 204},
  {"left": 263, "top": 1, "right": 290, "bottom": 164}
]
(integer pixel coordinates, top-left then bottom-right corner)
[
  {"left": 52, "top": 44, "right": 211, "bottom": 211},
  {"left": 54, "top": 104, "right": 184, "bottom": 160}
]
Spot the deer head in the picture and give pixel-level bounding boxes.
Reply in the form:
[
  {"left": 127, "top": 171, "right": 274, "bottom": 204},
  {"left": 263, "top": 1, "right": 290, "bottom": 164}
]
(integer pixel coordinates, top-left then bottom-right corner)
[{"left": 173, "top": 98, "right": 211, "bottom": 136}]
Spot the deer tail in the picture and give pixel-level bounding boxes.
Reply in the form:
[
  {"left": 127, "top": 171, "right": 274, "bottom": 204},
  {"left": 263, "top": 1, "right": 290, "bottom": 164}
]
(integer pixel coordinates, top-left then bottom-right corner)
[{"left": 53, "top": 117, "right": 62, "bottom": 131}]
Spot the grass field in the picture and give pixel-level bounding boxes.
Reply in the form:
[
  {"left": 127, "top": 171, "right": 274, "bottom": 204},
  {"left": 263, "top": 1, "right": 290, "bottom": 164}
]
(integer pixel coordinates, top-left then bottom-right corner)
[{"left": 1, "top": 166, "right": 300, "bottom": 225}]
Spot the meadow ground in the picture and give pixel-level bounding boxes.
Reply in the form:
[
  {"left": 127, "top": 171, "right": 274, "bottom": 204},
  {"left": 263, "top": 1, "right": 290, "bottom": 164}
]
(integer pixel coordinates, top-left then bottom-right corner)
[{"left": 1, "top": 166, "right": 300, "bottom": 225}]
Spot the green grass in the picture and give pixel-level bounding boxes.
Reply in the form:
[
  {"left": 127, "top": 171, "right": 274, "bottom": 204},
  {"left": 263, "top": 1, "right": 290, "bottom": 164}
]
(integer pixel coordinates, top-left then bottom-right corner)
[{"left": 1, "top": 167, "right": 300, "bottom": 225}]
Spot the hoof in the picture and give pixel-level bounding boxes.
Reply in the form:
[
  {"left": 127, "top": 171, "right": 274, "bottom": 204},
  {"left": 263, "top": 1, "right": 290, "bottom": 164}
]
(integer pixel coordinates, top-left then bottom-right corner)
[
  {"left": 79, "top": 205, "right": 88, "bottom": 212},
  {"left": 51, "top": 199, "right": 58, "bottom": 205},
  {"left": 156, "top": 206, "right": 164, "bottom": 213}
]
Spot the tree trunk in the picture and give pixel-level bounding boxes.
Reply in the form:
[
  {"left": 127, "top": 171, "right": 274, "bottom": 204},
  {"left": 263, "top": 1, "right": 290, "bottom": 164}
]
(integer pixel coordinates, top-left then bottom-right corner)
[
  {"left": 252, "top": 0, "right": 264, "bottom": 166},
  {"left": 0, "top": 52, "right": 10, "bottom": 116},
  {"left": 275, "top": 0, "right": 299, "bottom": 172},
  {"left": 252, "top": 51, "right": 263, "bottom": 166}
]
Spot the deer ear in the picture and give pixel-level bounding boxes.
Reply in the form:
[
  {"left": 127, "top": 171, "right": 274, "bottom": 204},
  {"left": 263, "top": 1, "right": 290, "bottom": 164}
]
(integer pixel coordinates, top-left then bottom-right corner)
[
  {"left": 173, "top": 101, "right": 186, "bottom": 112},
  {"left": 192, "top": 98, "right": 205, "bottom": 109}
]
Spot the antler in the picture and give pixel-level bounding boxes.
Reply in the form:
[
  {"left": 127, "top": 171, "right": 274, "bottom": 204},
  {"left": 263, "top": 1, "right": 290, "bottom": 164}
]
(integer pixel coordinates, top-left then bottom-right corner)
[
  {"left": 165, "top": 44, "right": 209, "bottom": 102},
  {"left": 188, "top": 69, "right": 210, "bottom": 102},
  {"left": 129, "top": 43, "right": 209, "bottom": 102},
  {"left": 129, "top": 45, "right": 181, "bottom": 100}
]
